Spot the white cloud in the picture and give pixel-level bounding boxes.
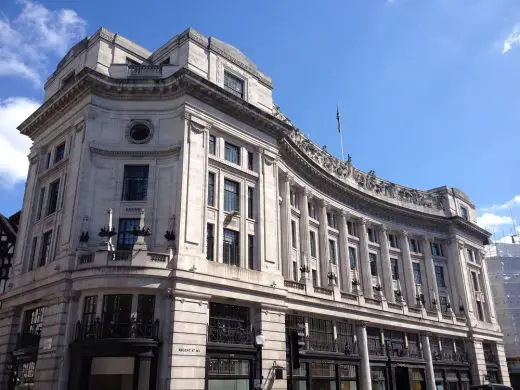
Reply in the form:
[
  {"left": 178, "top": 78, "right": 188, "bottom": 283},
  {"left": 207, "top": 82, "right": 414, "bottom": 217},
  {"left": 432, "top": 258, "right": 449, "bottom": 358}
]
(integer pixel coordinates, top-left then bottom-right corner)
[
  {"left": 477, "top": 212, "right": 514, "bottom": 228},
  {"left": 0, "top": 97, "right": 40, "bottom": 187},
  {"left": 482, "top": 195, "right": 520, "bottom": 211},
  {"left": 0, "top": 0, "right": 86, "bottom": 87},
  {"left": 502, "top": 24, "right": 520, "bottom": 54}
]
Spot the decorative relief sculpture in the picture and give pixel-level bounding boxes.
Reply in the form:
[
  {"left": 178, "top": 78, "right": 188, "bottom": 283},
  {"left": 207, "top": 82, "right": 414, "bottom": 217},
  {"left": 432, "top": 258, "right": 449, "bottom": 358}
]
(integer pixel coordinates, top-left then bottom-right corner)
[{"left": 286, "top": 128, "right": 445, "bottom": 211}]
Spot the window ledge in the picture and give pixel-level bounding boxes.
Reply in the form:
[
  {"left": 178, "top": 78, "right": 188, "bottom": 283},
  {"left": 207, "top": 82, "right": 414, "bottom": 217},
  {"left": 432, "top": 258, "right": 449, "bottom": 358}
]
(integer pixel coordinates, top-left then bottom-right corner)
[
  {"left": 208, "top": 155, "right": 259, "bottom": 179},
  {"left": 38, "top": 156, "right": 69, "bottom": 180}
]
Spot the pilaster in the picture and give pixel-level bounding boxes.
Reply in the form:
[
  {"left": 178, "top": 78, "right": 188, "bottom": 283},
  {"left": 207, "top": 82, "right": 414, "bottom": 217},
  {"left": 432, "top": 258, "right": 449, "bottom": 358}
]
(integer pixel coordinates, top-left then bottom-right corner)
[
  {"left": 280, "top": 172, "right": 291, "bottom": 280},
  {"left": 338, "top": 211, "right": 351, "bottom": 292},
  {"left": 299, "top": 189, "right": 310, "bottom": 280},
  {"left": 358, "top": 219, "right": 372, "bottom": 298},
  {"left": 468, "top": 338, "right": 487, "bottom": 385},
  {"left": 379, "top": 225, "right": 393, "bottom": 302},
  {"left": 318, "top": 200, "right": 329, "bottom": 287},
  {"left": 260, "top": 305, "right": 287, "bottom": 390},
  {"left": 423, "top": 237, "right": 437, "bottom": 310},
  {"left": 401, "top": 230, "right": 415, "bottom": 306}
]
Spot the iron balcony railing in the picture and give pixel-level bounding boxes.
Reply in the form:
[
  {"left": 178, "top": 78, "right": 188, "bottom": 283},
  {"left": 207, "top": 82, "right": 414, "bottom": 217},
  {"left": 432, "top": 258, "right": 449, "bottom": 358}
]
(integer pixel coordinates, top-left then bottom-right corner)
[
  {"left": 107, "top": 250, "right": 132, "bottom": 261},
  {"left": 284, "top": 280, "right": 305, "bottom": 290},
  {"left": 16, "top": 330, "right": 41, "bottom": 350},
  {"left": 207, "top": 324, "right": 255, "bottom": 345},
  {"left": 484, "top": 350, "right": 498, "bottom": 365},
  {"left": 368, "top": 336, "right": 386, "bottom": 356},
  {"left": 74, "top": 318, "right": 160, "bottom": 341},
  {"left": 432, "top": 350, "right": 469, "bottom": 363}
]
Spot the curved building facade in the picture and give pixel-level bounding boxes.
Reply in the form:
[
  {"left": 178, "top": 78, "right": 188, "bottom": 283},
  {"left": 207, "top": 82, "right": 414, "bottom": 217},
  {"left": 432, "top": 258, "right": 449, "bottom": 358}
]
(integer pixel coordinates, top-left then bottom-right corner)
[{"left": 0, "top": 27, "right": 510, "bottom": 390}]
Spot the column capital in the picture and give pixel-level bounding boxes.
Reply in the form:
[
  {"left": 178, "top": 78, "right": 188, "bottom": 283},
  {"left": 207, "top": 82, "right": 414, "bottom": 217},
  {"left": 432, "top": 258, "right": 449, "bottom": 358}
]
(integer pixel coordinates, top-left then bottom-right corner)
[
  {"left": 355, "top": 320, "right": 369, "bottom": 328},
  {"left": 457, "top": 240, "right": 466, "bottom": 249},
  {"left": 360, "top": 218, "right": 368, "bottom": 226},
  {"left": 380, "top": 224, "right": 388, "bottom": 233},
  {"left": 401, "top": 230, "right": 409, "bottom": 237},
  {"left": 340, "top": 209, "right": 350, "bottom": 219},
  {"left": 303, "top": 188, "right": 312, "bottom": 198},
  {"left": 319, "top": 198, "right": 329, "bottom": 209}
]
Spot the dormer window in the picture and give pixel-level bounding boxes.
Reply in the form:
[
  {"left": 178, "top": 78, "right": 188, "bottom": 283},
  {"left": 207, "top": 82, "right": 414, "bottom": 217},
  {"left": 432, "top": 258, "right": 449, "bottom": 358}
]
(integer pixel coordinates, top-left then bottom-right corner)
[
  {"left": 224, "top": 71, "right": 244, "bottom": 98},
  {"left": 460, "top": 205, "right": 469, "bottom": 220}
]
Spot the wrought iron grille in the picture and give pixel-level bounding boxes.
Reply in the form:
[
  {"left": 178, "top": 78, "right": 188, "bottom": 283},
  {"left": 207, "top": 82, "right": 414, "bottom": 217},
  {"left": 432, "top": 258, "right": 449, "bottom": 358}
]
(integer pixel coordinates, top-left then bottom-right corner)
[
  {"left": 75, "top": 317, "right": 160, "bottom": 340},
  {"left": 337, "top": 322, "right": 356, "bottom": 355},
  {"left": 308, "top": 318, "right": 334, "bottom": 352},
  {"left": 208, "top": 302, "right": 253, "bottom": 345},
  {"left": 285, "top": 314, "right": 305, "bottom": 350},
  {"left": 121, "top": 165, "right": 149, "bottom": 201}
]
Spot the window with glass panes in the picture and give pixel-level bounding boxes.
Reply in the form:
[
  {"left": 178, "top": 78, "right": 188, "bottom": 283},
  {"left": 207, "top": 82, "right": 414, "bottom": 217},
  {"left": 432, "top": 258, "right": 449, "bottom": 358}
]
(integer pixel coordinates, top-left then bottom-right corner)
[
  {"left": 348, "top": 247, "right": 357, "bottom": 270},
  {"left": 439, "top": 296, "right": 449, "bottom": 313},
  {"left": 476, "top": 301, "right": 484, "bottom": 321},
  {"left": 410, "top": 238, "right": 422, "bottom": 253},
  {"left": 223, "top": 229, "right": 239, "bottom": 266},
  {"left": 82, "top": 296, "right": 97, "bottom": 330},
  {"left": 36, "top": 187, "right": 45, "bottom": 220},
  {"left": 431, "top": 242, "right": 444, "bottom": 257},
  {"left": 23, "top": 307, "right": 44, "bottom": 335},
  {"left": 54, "top": 143, "right": 65, "bottom": 163},
  {"left": 224, "top": 179, "right": 239, "bottom": 212},
  {"left": 208, "top": 172, "right": 215, "bottom": 206},
  {"left": 247, "top": 151, "right": 253, "bottom": 170},
  {"left": 28, "top": 236, "right": 38, "bottom": 271},
  {"left": 413, "top": 262, "right": 422, "bottom": 284},
  {"left": 248, "top": 235, "right": 254, "bottom": 270},
  {"left": 328, "top": 239, "right": 337, "bottom": 264},
  {"left": 367, "top": 227, "right": 377, "bottom": 243},
  {"left": 38, "top": 230, "right": 52, "bottom": 267},
  {"left": 224, "top": 142, "right": 240, "bottom": 165},
  {"left": 347, "top": 221, "right": 356, "bottom": 236},
  {"left": 223, "top": 71, "right": 244, "bottom": 98},
  {"left": 247, "top": 187, "right": 253, "bottom": 218},
  {"left": 471, "top": 271, "right": 480, "bottom": 291},
  {"left": 389, "top": 233, "right": 399, "bottom": 248},
  {"left": 308, "top": 317, "right": 334, "bottom": 351},
  {"left": 311, "top": 362, "right": 336, "bottom": 389},
  {"left": 371, "top": 367, "right": 387, "bottom": 390},
  {"left": 208, "top": 134, "right": 216, "bottom": 155},
  {"left": 121, "top": 165, "right": 149, "bottom": 201},
  {"left": 435, "top": 265, "right": 446, "bottom": 287},
  {"left": 47, "top": 179, "right": 60, "bottom": 215},
  {"left": 310, "top": 231, "right": 317, "bottom": 258},
  {"left": 102, "top": 294, "right": 132, "bottom": 338},
  {"left": 117, "top": 218, "right": 140, "bottom": 251},
  {"left": 369, "top": 253, "right": 378, "bottom": 276},
  {"left": 391, "top": 258, "right": 399, "bottom": 280},
  {"left": 291, "top": 220, "right": 297, "bottom": 248},
  {"left": 207, "top": 223, "right": 214, "bottom": 261},
  {"left": 207, "top": 357, "right": 251, "bottom": 390},
  {"left": 137, "top": 295, "right": 155, "bottom": 336}
]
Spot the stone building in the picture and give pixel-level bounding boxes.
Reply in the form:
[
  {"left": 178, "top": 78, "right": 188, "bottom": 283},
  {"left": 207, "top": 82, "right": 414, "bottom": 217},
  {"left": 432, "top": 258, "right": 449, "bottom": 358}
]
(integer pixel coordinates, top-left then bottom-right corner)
[
  {"left": 486, "top": 241, "right": 520, "bottom": 389},
  {"left": 0, "top": 27, "right": 510, "bottom": 390}
]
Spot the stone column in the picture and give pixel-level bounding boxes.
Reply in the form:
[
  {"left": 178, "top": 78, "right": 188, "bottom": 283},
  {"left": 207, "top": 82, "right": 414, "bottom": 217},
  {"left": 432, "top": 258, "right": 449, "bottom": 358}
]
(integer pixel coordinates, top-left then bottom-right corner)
[
  {"left": 401, "top": 231, "right": 416, "bottom": 306},
  {"left": 421, "top": 334, "right": 436, "bottom": 390},
  {"left": 299, "top": 189, "right": 311, "bottom": 282},
  {"left": 480, "top": 251, "right": 498, "bottom": 325},
  {"left": 468, "top": 338, "right": 487, "bottom": 385},
  {"left": 338, "top": 211, "right": 351, "bottom": 292},
  {"left": 34, "top": 293, "right": 78, "bottom": 390},
  {"left": 137, "top": 353, "right": 152, "bottom": 390},
  {"left": 423, "top": 237, "right": 438, "bottom": 310},
  {"left": 318, "top": 200, "right": 329, "bottom": 287},
  {"left": 356, "top": 322, "right": 372, "bottom": 390},
  {"left": 280, "top": 173, "right": 292, "bottom": 280},
  {"left": 379, "top": 225, "right": 393, "bottom": 302},
  {"left": 496, "top": 341, "right": 512, "bottom": 386},
  {"left": 168, "top": 292, "right": 210, "bottom": 390},
  {"left": 452, "top": 240, "right": 474, "bottom": 319},
  {"left": 358, "top": 219, "right": 372, "bottom": 298},
  {"left": 260, "top": 305, "right": 287, "bottom": 390}
]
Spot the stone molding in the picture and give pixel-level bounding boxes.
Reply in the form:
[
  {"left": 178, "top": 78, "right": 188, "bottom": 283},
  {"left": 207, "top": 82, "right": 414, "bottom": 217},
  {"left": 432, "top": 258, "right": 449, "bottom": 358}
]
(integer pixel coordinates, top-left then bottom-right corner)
[{"left": 89, "top": 144, "right": 180, "bottom": 158}]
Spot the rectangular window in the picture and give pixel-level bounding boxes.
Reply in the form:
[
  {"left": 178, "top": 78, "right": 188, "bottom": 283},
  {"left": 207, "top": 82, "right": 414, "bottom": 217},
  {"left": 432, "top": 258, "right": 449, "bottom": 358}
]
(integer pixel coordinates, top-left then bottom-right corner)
[
  {"left": 46, "top": 179, "right": 60, "bottom": 215},
  {"left": 224, "top": 71, "right": 244, "bottom": 98},
  {"left": 476, "top": 301, "right": 484, "bottom": 321},
  {"left": 247, "top": 187, "right": 253, "bottom": 219},
  {"left": 248, "top": 235, "right": 254, "bottom": 270},
  {"left": 290, "top": 190, "right": 297, "bottom": 207},
  {"left": 460, "top": 206, "right": 469, "bottom": 220},
  {"left": 54, "top": 143, "right": 65, "bottom": 163},
  {"left": 391, "top": 258, "right": 399, "bottom": 280},
  {"left": 291, "top": 220, "right": 297, "bottom": 248},
  {"left": 471, "top": 271, "right": 480, "bottom": 292},
  {"left": 310, "top": 231, "right": 317, "bottom": 258},
  {"left": 389, "top": 234, "right": 399, "bottom": 249},
  {"left": 327, "top": 212, "right": 337, "bottom": 228},
  {"left": 413, "top": 262, "right": 422, "bottom": 284},
  {"left": 207, "top": 172, "right": 215, "bottom": 207},
  {"left": 312, "top": 269, "right": 318, "bottom": 287},
  {"left": 23, "top": 307, "right": 44, "bottom": 335},
  {"left": 38, "top": 231, "right": 52, "bottom": 267},
  {"left": 137, "top": 295, "right": 155, "bottom": 326},
  {"left": 347, "top": 221, "right": 356, "bottom": 236},
  {"left": 348, "top": 247, "right": 357, "bottom": 270},
  {"left": 328, "top": 239, "right": 337, "bottom": 265},
  {"left": 435, "top": 265, "right": 446, "bottom": 288},
  {"left": 367, "top": 228, "right": 378, "bottom": 243},
  {"left": 466, "top": 248, "right": 475, "bottom": 263},
  {"left": 410, "top": 238, "right": 422, "bottom": 254},
  {"left": 224, "top": 142, "right": 240, "bottom": 165},
  {"left": 82, "top": 296, "right": 97, "bottom": 328},
  {"left": 224, "top": 179, "right": 240, "bottom": 212},
  {"left": 209, "top": 135, "right": 216, "bottom": 155},
  {"left": 102, "top": 294, "right": 132, "bottom": 338},
  {"left": 431, "top": 242, "right": 444, "bottom": 257},
  {"left": 121, "top": 165, "right": 149, "bottom": 201},
  {"left": 293, "top": 262, "right": 298, "bottom": 282},
  {"left": 439, "top": 296, "right": 449, "bottom": 313},
  {"left": 369, "top": 253, "right": 378, "bottom": 276},
  {"left": 36, "top": 187, "right": 45, "bottom": 220},
  {"left": 247, "top": 151, "right": 254, "bottom": 170},
  {"left": 28, "top": 236, "right": 38, "bottom": 271},
  {"left": 116, "top": 218, "right": 140, "bottom": 251},
  {"left": 223, "top": 229, "right": 239, "bottom": 266},
  {"left": 207, "top": 223, "right": 214, "bottom": 261}
]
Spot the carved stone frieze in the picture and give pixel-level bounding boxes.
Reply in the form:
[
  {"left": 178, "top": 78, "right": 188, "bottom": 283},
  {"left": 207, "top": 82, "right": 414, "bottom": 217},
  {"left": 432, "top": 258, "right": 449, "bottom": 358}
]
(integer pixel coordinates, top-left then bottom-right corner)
[{"left": 286, "top": 128, "right": 446, "bottom": 214}]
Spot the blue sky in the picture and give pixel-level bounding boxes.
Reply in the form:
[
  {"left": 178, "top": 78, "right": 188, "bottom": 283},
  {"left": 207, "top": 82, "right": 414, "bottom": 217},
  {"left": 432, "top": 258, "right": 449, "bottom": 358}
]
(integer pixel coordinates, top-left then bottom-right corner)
[{"left": 1, "top": 0, "right": 520, "bottom": 240}]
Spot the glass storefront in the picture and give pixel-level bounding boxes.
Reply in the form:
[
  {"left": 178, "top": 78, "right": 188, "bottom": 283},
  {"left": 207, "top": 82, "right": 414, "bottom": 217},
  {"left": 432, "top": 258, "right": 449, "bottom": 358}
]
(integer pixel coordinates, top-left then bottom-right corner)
[
  {"left": 287, "top": 362, "right": 358, "bottom": 390},
  {"left": 339, "top": 364, "right": 357, "bottom": 390},
  {"left": 310, "top": 362, "right": 336, "bottom": 390},
  {"left": 371, "top": 367, "right": 387, "bottom": 390},
  {"left": 207, "top": 357, "right": 251, "bottom": 390},
  {"left": 411, "top": 368, "right": 425, "bottom": 390}
]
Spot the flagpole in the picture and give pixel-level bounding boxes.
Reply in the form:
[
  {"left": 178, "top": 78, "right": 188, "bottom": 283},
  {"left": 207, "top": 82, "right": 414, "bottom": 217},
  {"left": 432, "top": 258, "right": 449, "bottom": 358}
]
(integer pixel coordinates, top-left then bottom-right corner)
[{"left": 337, "top": 104, "right": 345, "bottom": 161}]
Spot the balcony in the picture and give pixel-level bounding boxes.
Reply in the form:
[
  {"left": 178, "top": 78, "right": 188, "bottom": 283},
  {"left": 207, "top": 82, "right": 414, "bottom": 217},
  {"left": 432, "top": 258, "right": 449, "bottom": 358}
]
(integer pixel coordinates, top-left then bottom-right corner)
[
  {"left": 385, "top": 341, "right": 423, "bottom": 359},
  {"left": 207, "top": 324, "right": 255, "bottom": 346},
  {"left": 128, "top": 65, "right": 162, "bottom": 78},
  {"left": 368, "top": 337, "right": 386, "bottom": 356},
  {"left": 284, "top": 280, "right": 305, "bottom": 290},
  {"left": 432, "top": 350, "right": 469, "bottom": 363},
  {"left": 15, "top": 331, "right": 41, "bottom": 350},
  {"left": 74, "top": 318, "right": 160, "bottom": 341},
  {"left": 76, "top": 251, "right": 169, "bottom": 269}
]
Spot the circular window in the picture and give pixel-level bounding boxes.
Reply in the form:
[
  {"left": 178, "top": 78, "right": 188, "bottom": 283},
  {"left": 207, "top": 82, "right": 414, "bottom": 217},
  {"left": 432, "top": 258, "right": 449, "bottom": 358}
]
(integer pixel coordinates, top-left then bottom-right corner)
[{"left": 126, "top": 120, "right": 153, "bottom": 144}]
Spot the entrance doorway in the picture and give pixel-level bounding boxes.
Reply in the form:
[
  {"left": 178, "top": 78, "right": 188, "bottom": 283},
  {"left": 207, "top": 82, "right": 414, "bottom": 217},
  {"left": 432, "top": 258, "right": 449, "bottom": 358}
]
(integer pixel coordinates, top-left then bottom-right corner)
[
  {"left": 89, "top": 357, "right": 134, "bottom": 390},
  {"left": 395, "top": 367, "right": 410, "bottom": 390}
]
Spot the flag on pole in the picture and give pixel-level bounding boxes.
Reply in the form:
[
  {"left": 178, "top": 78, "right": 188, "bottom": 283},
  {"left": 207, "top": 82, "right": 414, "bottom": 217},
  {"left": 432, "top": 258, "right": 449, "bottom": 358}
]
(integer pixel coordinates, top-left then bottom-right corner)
[
  {"left": 337, "top": 103, "right": 345, "bottom": 160},
  {"left": 336, "top": 104, "right": 341, "bottom": 133}
]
